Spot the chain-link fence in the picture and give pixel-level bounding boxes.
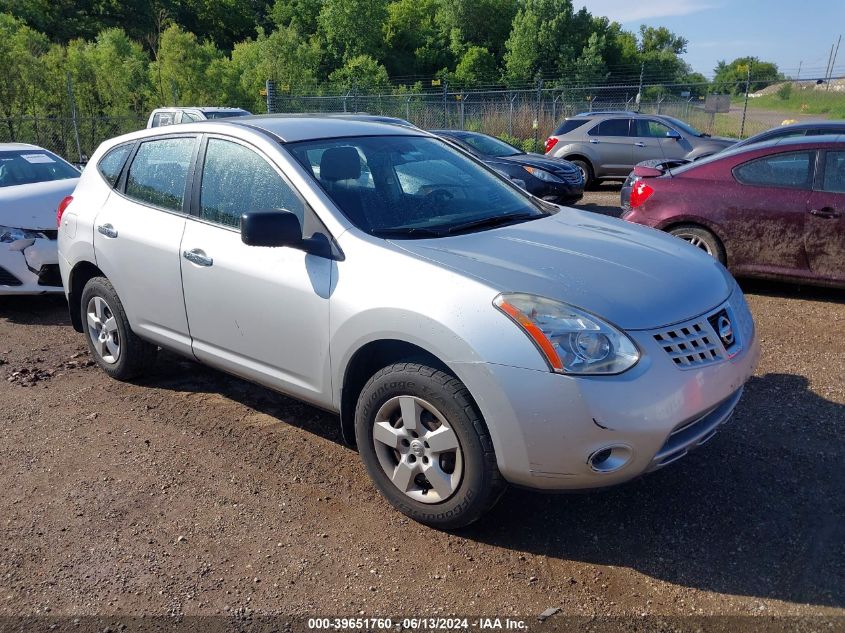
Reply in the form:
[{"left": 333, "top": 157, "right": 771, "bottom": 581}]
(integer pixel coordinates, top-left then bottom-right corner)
[
  {"left": 272, "top": 80, "right": 805, "bottom": 145},
  {"left": 0, "top": 115, "right": 146, "bottom": 164}
]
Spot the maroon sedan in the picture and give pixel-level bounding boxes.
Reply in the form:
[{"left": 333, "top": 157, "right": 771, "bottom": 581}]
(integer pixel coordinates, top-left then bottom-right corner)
[{"left": 622, "top": 136, "right": 845, "bottom": 288}]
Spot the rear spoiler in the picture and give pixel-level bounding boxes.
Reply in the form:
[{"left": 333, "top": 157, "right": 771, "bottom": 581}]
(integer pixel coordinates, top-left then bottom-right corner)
[{"left": 632, "top": 158, "right": 691, "bottom": 178}]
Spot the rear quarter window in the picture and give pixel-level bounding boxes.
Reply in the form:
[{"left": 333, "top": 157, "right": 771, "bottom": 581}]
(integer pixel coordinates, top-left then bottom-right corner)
[
  {"left": 733, "top": 151, "right": 814, "bottom": 189},
  {"left": 552, "top": 119, "right": 589, "bottom": 136},
  {"left": 97, "top": 144, "right": 133, "bottom": 187}
]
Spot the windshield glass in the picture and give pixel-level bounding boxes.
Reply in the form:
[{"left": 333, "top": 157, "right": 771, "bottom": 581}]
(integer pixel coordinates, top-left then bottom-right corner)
[
  {"left": 661, "top": 116, "right": 704, "bottom": 137},
  {"left": 286, "top": 135, "right": 546, "bottom": 237},
  {"left": 202, "top": 110, "right": 249, "bottom": 119},
  {"left": 0, "top": 150, "right": 79, "bottom": 187},
  {"left": 458, "top": 133, "right": 523, "bottom": 157}
]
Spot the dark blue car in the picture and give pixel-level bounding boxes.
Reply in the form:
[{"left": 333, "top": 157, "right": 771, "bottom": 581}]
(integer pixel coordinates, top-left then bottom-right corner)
[{"left": 433, "top": 130, "right": 584, "bottom": 205}]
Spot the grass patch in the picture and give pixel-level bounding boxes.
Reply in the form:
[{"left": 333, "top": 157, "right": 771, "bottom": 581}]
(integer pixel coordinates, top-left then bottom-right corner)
[{"left": 744, "top": 88, "right": 845, "bottom": 119}]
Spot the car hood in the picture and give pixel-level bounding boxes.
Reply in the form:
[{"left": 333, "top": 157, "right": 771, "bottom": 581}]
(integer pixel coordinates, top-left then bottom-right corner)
[
  {"left": 698, "top": 136, "right": 736, "bottom": 148},
  {"left": 0, "top": 178, "right": 79, "bottom": 230},
  {"left": 495, "top": 154, "right": 578, "bottom": 173},
  {"left": 393, "top": 209, "right": 731, "bottom": 330}
]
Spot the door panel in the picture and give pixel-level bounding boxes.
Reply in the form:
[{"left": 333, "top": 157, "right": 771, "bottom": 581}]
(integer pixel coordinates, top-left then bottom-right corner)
[
  {"left": 92, "top": 137, "right": 195, "bottom": 354},
  {"left": 804, "top": 150, "right": 845, "bottom": 282},
  {"left": 587, "top": 118, "right": 633, "bottom": 176},
  {"left": 180, "top": 137, "right": 332, "bottom": 403},
  {"left": 631, "top": 119, "right": 669, "bottom": 163}
]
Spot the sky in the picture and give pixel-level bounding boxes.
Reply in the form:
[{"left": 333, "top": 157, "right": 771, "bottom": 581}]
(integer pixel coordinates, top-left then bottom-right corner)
[{"left": 579, "top": 0, "right": 845, "bottom": 78}]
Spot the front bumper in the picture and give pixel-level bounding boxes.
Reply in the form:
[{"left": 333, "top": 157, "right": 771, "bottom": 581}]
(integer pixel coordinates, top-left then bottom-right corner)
[
  {"left": 0, "top": 237, "right": 63, "bottom": 295},
  {"left": 453, "top": 295, "right": 759, "bottom": 490}
]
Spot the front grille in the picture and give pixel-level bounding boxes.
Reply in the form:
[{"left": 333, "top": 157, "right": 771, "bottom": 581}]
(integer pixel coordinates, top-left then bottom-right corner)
[
  {"left": 653, "top": 301, "right": 747, "bottom": 369},
  {"left": 654, "top": 320, "right": 725, "bottom": 368},
  {"left": 0, "top": 266, "right": 22, "bottom": 286}
]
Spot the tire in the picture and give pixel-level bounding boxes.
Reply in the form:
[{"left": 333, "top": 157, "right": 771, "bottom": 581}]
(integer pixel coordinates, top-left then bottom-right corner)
[
  {"left": 80, "top": 276, "right": 157, "bottom": 380},
  {"left": 570, "top": 159, "right": 595, "bottom": 189},
  {"left": 668, "top": 224, "right": 726, "bottom": 264},
  {"left": 355, "top": 362, "right": 505, "bottom": 529}
]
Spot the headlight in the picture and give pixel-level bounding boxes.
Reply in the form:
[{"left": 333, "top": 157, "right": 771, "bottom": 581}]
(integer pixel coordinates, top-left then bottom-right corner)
[
  {"left": 494, "top": 293, "right": 640, "bottom": 375},
  {"left": 0, "top": 226, "right": 44, "bottom": 243},
  {"left": 523, "top": 166, "right": 564, "bottom": 183}
]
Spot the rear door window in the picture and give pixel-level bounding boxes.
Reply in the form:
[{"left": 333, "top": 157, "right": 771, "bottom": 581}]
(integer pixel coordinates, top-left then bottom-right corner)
[
  {"left": 125, "top": 137, "right": 196, "bottom": 212},
  {"left": 588, "top": 118, "right": 631, "bottom": 137},
  {"left": 733, "top": 151, "right": 814, "bottom": 189},
  {"left": 821, "top": 151, "right": 845, "bottom": 193}
]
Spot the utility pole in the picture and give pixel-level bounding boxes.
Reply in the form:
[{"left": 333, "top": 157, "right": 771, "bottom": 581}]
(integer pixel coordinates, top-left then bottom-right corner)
[
  {"left": 66, "top": 72, "right": 83, "bottom": 165},
  {"left": 443, "top": 79, "right": 448, "bottom": 127},
  {"left": 824, "top": 42, "right": 835, "bottom": 86},
  {"left": 828, "top": 35, "right": 842, "bottom": 91},
  {"left": 636, "top": 62, "right": 644, "bottom": 112},
  {"left": 796, "top": 60, "right": 802, "bottom": 81},
  {"left": 740, "top": 61, "right": 752, "bottom": 139}
]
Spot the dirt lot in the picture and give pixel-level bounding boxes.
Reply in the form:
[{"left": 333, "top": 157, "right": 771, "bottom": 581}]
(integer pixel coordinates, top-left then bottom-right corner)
[{"left": 1, "top": 188, "right": 844, "bottom": 629}]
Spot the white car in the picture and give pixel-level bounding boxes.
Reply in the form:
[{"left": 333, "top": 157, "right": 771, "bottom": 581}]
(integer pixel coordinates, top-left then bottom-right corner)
[
  {"left": 146, "top": 107, "right": 251, "bottom": 128},
  {"left": 0, "top": 143, "right": 80, "bottom": 295}
]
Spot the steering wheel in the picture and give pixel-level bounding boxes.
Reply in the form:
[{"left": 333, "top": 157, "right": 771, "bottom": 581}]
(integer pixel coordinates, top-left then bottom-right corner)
[{"left": 424, "top": 188, "right": 454, "bottom": 204}]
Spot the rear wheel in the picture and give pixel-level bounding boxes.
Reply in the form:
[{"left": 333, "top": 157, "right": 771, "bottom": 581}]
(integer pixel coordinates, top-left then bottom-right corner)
[
  {"left": 355, "top": 362, "right": 505, "bottom": 529},
  {"left": 569, "top": 159, "right": 594, "bottom": 189},
  {"left": 81, "top": 276, "right": 157, "bottom": 380},
  {"left": 668, "top": 225, "right": 726, "bottom": 264}
]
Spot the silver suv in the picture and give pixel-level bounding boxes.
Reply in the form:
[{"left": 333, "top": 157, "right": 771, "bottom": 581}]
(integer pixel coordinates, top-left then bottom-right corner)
[
  {"left": 58, "top": 117, "right": 758, "bottom": 528},
  {"left": 545, "top": 111, "right": 736, "bottom": 187},
  {"left": 146, "top": 107, "right": 251, "bottom": 128}
]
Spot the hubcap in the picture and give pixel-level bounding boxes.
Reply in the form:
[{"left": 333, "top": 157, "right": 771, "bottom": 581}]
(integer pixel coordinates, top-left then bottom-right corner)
[
  {"left": 372, "top": 395, "right": 463, "bottom": 504},
  {"left": 676, "top": 233, "right": 713, "bottom": 256},
  {"left": 86, "top": 296, "right": 120, "bottom": 364}
]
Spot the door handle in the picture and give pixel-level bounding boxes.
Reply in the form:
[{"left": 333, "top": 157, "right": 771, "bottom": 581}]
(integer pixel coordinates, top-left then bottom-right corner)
[
  {"left": 97, "top": 223, "right": 118, "bottom": 238},
  {"left": 183, "top": 248, "right": 213, "bottom": 267},
  {"left": 589, "top": 139, "right": 600, "bottom": 144},
  {"left": 633, "top": 142, "right": 646, "bottom": 147},
  {"left": 809, "top": 207, "right": 841, "bottom": 219}
]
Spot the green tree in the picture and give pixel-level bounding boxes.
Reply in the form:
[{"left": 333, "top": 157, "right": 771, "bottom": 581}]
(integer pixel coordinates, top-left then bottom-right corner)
[
  {"left": 712, "top": 57, "right": 781, "bottom": 95},
  {"left": 436, "top": 0, "right": 517, "bottom": 61},
  {"left": 0, "top": 13, "right": 50, "bottom": 120},
  {"left": 231, "top": 26, "right": 321, "bottom": 111},
  {"left": 148, "top": 25, "right": 225, "bottom": 106},
  {"left": 503, "top": 0, "right": 593, "bottom": 83},
  {"left": 318, "top": 0, "right": 387, "bottom": 65},
  {"left": 270, "top": 0, "right": 322, "bottom": 34},
  {"left": 328, "top": 54, "right": 390, "bottom": 92},
  {"left": 382, "top": 0, "right": 450, "bottom": 77},
  {"left": 452, "top": 46, "right": 498, "bottom": 87}
]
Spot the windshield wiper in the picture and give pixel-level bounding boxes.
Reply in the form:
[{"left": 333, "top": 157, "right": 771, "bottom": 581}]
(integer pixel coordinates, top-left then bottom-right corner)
[
  {"left": 373, "top": 226, "right": 448, "bottom": 238},
  {"left": 443, "top": 212, "right": 540, "bottom": 235}
]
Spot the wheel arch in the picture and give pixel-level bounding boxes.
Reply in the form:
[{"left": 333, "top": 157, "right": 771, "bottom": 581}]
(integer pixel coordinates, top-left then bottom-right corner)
[
  {"left": 339, "top": 339, "right": 453, "bottom": 447},
  {"left": 67, "top": 260, "right": 105, "bottom": 332},
  {"left": 659, "top": 219, "right": 729, "bottom": 266}
]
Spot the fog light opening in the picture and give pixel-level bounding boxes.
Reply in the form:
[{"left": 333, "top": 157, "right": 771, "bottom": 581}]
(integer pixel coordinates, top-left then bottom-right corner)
[{"left": 588, "top": 445, "right": 632, "bottom": 473}]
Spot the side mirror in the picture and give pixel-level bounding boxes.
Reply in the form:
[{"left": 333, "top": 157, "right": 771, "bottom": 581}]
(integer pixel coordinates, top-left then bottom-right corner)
[
  {"left": 666, "top": 129, "right": 682, "bottom": 140},
  {"left": 241, "top": 210, "right": 302, "bottom": 248}
]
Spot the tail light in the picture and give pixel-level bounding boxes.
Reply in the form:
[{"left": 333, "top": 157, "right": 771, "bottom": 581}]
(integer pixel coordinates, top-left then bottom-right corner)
[
  {"left": 57, "top": 195, "right": 73, "bottom": 227},
  {"left": 544, "top": 137, "right": 559, "bottom": 154},
  {"left": 629, "top": 181, "right": 654, "bottom": 208}
]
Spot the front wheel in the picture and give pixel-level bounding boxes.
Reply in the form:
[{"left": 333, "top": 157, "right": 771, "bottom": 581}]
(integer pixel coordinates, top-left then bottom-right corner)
[
  {"left": 355, "top": 362, "right": 505, "bottom": 529},
  {"left": 570, "top": 159, "right": 594, "bottom": 189}
]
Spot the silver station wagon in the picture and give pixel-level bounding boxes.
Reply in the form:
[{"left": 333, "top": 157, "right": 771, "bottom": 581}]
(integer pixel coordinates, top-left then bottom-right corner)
[{"left": 58, "top": 117, "right": 759, "bottom": 528}]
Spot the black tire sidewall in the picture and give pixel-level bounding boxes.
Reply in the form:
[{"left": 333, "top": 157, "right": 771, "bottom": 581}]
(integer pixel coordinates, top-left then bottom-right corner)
[
  {"left": 355, "top": 365, "right": 492, "bottom": 529},
  {"left": 80, "top": 277, "right": 136, "bottom": 379},
  {"left": 571, "top": 159, "right": 593, "bottom": 189},
  {"left": 670, "top": 225, "right": 726, "bottom": 264}
]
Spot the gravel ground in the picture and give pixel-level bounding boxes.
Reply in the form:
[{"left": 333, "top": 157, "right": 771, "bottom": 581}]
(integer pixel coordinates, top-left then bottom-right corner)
[{"left": 0, "top": 189, "right": 843, "bottom": 628}]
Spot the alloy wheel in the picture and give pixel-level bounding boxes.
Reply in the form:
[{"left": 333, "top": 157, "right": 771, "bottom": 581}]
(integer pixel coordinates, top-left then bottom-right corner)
[
  {"left": 372, "top": 395, "right": 464, "bottom": 504},
  {"left": 86, "top": 295, "right": 120, "bottom": 364},
  {"left": 675, "top": 232, "right": 714, "bottom": 256}
]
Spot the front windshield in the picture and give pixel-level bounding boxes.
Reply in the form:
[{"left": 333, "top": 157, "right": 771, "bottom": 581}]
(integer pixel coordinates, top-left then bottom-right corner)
[
  {"left": 661, "top": 116, "right": 704, "bottom": 137},
  {"left": 459, "top": 133, "right": 523, "bottom": 158},
  {"left": 0, "top": 150, "right": 79, "bottom": 187},
  {"left": 286, "top": 135, "right": 546, "bottom": 237},
  {"left": 203, "top": 110, "right": 249, "bottom": 119}
]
